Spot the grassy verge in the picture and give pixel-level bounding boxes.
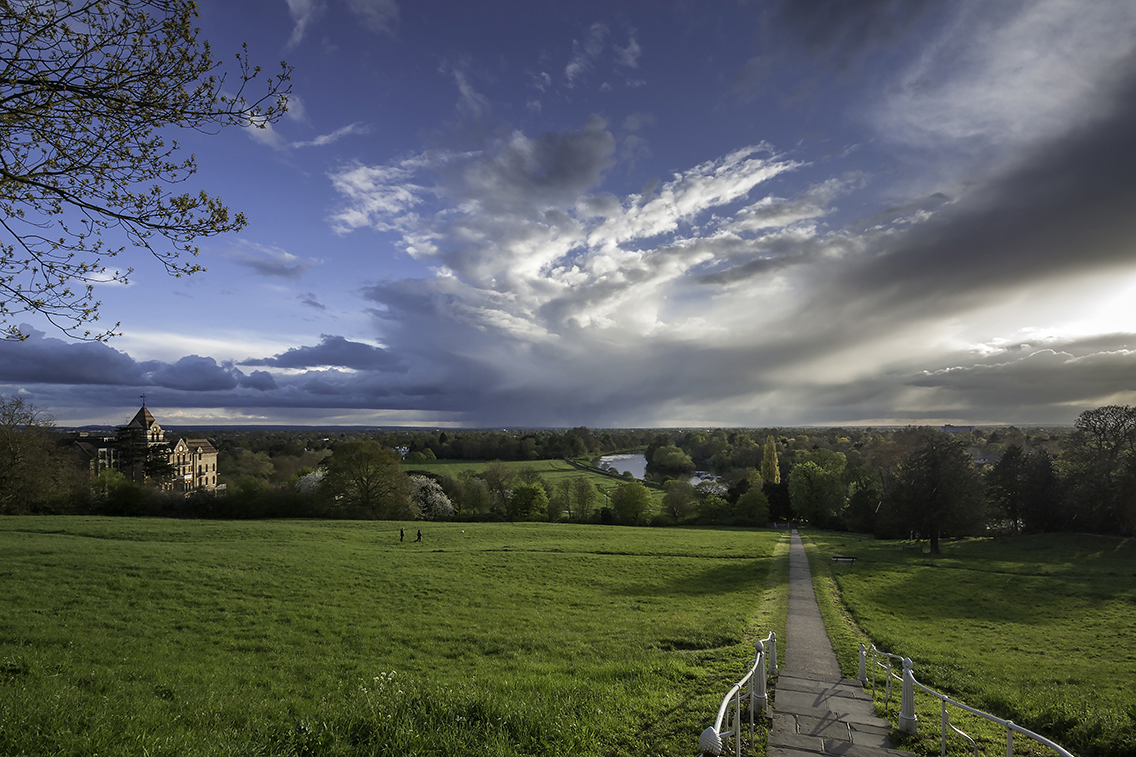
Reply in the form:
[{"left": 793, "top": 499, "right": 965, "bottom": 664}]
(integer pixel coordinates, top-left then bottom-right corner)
[
  {"left": 1, "top": 517, "right": 780, "bottom": 756},
  {"left": 802, "top": 530, "right": 1136, "bottom": 757}
]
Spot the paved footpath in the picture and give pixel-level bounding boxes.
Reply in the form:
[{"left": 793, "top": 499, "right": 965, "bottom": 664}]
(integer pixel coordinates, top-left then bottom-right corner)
[{"left": 768, "top": 530, "right": 913, "bottom": 757}]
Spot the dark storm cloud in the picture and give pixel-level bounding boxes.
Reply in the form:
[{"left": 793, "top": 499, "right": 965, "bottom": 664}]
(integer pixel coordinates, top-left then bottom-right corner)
[
  {"left": 441, "top": 114, "right": 615, "bottom": 214},
  {"left": 241, "top": 334, "right": 403, "bottom": 371},
  {"left": 0, "top": 328, "right": 150, "bottom": 385},
  {"left": 239, "top": 370, "right": 278, "bottom": 391},
  {"left": 833, "top": 53, "right": 1136, "bottom": 315},
  {"left": 145, "top": 356, "right": 240, "bottom": 392}
]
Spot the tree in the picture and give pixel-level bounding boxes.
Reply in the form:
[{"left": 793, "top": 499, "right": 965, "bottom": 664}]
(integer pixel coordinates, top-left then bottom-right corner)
[
  {"left": 408, "top": 476, "right": 454, "bottom": 521},
  {"left": 321, "top": 441, "right": 410, "bottom": 518},
  {"left": 736, "top": 486, "right": 770, "bottom": 524},
  {"left": 788, "top": 450, "right": 847, "bottom": 527},
  {"left": 889, "top": 431, "right": 985, "bottom": 553},
  {"left": 0, "top": 394, "right": 86, "bottom": 512},
  {"left": 986, "top": 444, "right": 1026, "bottom": 534},
  {"left": 1, "top": 0, "right": 291, "bottom": 340},
  {"left": 571, "top": 477, "right": 597, "bottom": 521},
  {"left": 649, "top": 444, "right": 694, "bottom": 473},
  {"left": 1060, "top": 405, "right": 1136, "bottom": 535},
  {"left": 662, "top": 479, "right": 695, "bottom": 521},
  {"left": 761, "top": 435, "right": 780, "bottom": 484},
  {"left": 506, "top": 482, "right": 547, "bottom": 520},
  {"left": 611, "top": 480, "right": 651, "bottom": 525}
]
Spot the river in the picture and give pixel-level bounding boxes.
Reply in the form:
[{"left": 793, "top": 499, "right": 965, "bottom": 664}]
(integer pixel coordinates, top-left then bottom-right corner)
[{"left": 596, "top": 452, "right": 715, "bottom": 486}]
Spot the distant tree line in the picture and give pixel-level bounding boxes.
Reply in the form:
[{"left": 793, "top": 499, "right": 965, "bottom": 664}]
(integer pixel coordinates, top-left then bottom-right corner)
[{"left": 3, "top": 394, "right": 1134, "bottom": 540}]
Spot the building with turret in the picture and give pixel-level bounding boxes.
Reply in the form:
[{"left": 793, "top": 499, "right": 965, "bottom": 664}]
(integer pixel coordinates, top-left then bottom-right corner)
[{"left": 76, "top": 403, "right": 219, "bottom": 493}]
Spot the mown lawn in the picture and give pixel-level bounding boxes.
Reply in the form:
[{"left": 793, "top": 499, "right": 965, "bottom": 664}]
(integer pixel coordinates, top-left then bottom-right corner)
[
  {"left": 0, "top": 517, "right": 786, "bottom": 756},
  {"left": 802, "top": 531, "right": 1136, "bottom": 757}
]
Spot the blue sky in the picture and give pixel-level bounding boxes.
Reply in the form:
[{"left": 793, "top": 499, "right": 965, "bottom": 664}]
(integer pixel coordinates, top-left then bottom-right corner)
[{"left": 4, "top": 0, "right": 1136, "bottom": 428}]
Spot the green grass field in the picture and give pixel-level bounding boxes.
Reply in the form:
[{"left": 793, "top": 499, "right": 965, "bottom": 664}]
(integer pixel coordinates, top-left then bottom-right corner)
[
  {"left": 402, "top": 458, "right": 663, "bottom": 509},
  {"left": 803, "top": 531, "right": 1136, "bottom": 757},
  {"left": 0, "top": 517, "right": 785, "bottom": 756}
]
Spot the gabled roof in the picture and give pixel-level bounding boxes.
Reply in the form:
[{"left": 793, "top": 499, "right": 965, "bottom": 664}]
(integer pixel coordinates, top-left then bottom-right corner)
[{"left": 181, "top": 438, "right": 218, "bottom": 455}]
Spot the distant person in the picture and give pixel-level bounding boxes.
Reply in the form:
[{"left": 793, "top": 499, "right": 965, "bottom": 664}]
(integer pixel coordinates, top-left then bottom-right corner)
[
  {"left": 400, "top": 527, "right": 404, "bottom": 542},
  {"left": 415, "top": 529, "right": 422, "bottom": 542}
]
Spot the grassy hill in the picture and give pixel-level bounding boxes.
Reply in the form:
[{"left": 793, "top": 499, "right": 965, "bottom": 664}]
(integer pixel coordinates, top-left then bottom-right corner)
[
  {"left": 804, "top": 530, "right": 1135, "bottom": 757},
  {"left": 0, "top": 517, "right": 785, "bottom": 756}
]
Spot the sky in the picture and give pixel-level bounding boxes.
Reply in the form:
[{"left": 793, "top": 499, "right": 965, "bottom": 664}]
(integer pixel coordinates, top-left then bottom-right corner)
[{"left": 3, "top": 0, "right": 1136, "bottom": 429}]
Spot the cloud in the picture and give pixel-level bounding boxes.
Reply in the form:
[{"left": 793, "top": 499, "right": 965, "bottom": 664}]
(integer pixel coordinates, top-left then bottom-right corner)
[
  {"left": 875, "top": 0, "right": 1136, "bottom": 153},
  {"left": 615, "top": 32, "right": 641, "bottom": 68},
  {"left": 285, "top": 0, "right": 397, "bottom": 48},
  {"left": 285, "top": 0, "right": 323, "bottom": 48},
  {"left": 345, "top": 0, "right": 399, "bottom": 36},
  {"left": 0, "top": 327, "right": 150, "bottom": 385},
  {"left": 565, "top": 22, "right": 608, "bottom": 86},
  {"left": 239, "top": 370, "right": 279, "bottom": 391},
  {"left": 732, "top": 0, "right": 943, "bottom": 98},
  {"left": 291, "top": 122, "right": 370, "bottom": 148},
  {"left": 241, "top": 334, "right": 403, "bottom": 371},
  {"left": 299, "top": 292, "right": 327, "bottom": 310},
  {"left": 228, "top": 242, "right": 317, "bottom": 279},
  {"left": 148, "top": 356, "right": 240, "bottom": 392}
]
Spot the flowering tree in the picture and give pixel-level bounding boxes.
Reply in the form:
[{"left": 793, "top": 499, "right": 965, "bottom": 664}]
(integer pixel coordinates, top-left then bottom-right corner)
[{"left": 408, "top": 475, "right": 454, "bottom": 520}]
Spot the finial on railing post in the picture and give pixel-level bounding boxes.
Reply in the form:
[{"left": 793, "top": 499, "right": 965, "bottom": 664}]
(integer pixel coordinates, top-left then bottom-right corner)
[
  {"left": 858, "top": 643, "right": 867, "bottom": 683},
  {"left": 769, "top": 632, "right": 778, "bottom": 676},
  {"left": 754, "top": 640, "right": 768, "bottom": 714},
  {"left": 699, "top": 726, "right": 723, "bottom": 755},
  {"left": 898, "top": 657, "right": 918, "bottom": 733}
]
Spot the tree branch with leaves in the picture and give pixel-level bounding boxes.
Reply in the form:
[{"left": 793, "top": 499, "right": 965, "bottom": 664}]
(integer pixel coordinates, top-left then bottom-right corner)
[{"left": 0, "top": 0, "right": 290, "bottom": 340}]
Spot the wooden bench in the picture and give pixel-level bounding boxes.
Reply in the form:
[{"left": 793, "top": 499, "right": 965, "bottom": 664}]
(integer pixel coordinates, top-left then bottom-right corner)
[{"left": 831, "top": 556, "right": 857, "bottom": 565}]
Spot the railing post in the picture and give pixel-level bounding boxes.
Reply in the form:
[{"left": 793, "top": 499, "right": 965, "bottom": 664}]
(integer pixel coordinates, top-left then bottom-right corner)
[
  {"left": 754, "top": 640, "right": 768, "bottom": 714},
  {"left": 1007, "top": 722, "right": 1014, "bottom": 757},
  {"left": 858, "top": 643, "right": 867, "bottom": 684},
  {"left": 768, "top": 632, "right": 778, "bottom": 676},
  {"left": 899, "top": 657, "right": 918, "bottom": 734},
  {"left": 699, "top": 726, "right": 722, "bottom": 755}
]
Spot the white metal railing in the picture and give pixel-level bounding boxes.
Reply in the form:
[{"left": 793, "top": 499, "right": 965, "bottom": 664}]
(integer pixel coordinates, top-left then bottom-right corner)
[
  {"left": 698, "top": 632, "right": 776, "bottom": 756},
  {"left": 858, "top": 644, "right": 1077, "bottom": 757}
]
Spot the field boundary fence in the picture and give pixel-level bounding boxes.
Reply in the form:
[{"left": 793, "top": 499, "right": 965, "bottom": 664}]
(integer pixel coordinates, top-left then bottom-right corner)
[
  {"left": 858, "top": 643, "right": 1076, "bottom": 757},
  {"left": 698, "top": 631, "right": 776, "bottom": 757}
]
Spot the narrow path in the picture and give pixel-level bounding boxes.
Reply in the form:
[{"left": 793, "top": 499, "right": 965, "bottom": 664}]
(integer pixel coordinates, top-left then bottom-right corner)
[{"left": 768, "top": 530, "right": 913, "bottom": 757}]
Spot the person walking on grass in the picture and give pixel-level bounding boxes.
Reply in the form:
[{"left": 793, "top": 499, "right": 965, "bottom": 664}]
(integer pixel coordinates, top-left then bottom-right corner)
[
  {"left": 400, "top": 527, "right": 404, "bottom": 542},
  {"left": 415, "top": 529, "right": 422, "bottom": 542}
]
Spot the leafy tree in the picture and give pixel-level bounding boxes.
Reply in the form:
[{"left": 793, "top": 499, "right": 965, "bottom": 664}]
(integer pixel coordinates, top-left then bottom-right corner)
[
  {"left": 460, "top": 474, "right": 492, "bottom": 514},
  {"left": 219, "top": 448, "right": 274, "bottom": 485},
  {"left": 761, "top": 435, "right": 780, "bottom": 484},
  {"left": 1, "top": 0, "right": 290, "bottom": 339},
  {"left": 0, "top": 394, "right": 86, "bottom": 512},
  {"left": 571, "top": 477, "right": 597, "bottom": 521},
  {"left": 889, "top": 430, "right": 986, "bottom": 553},
  {"left": 1019, "top": 449, "right": 1064, "bottom": 532},
  {"left": 788, "top": 450, "right": 847, "bottom": 527},
  {"left": 650, "top": 444, "right": 694, "bottom": 473},
  {"left": 479, "top": 460, "right": 514, "bottom": 514},
  {"left": 1060, "top": 405, "right": 1136, "bottom": 535},
  {"left": 662, "top": 479, "right": 695, "bottom": 521},
  {"left": 321, "top": 441, "right": 410, "bottom": 518},
  {"left": 506, "top": 482, "right": 547, "bottom": 520},
  {"left": 987, "top": 444, "right": 1026, "bottom": 533},
  {"left": 736, "top": 485, "right": 770, "bottom": 524},
  {"left": 611, "top": 480, "right": 651, "bottom": 525}
]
